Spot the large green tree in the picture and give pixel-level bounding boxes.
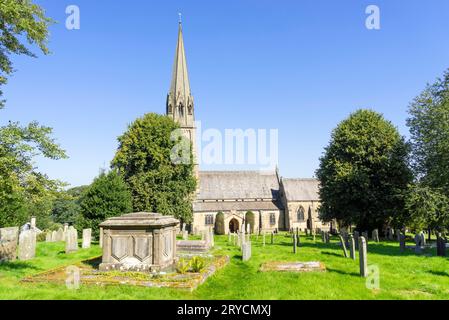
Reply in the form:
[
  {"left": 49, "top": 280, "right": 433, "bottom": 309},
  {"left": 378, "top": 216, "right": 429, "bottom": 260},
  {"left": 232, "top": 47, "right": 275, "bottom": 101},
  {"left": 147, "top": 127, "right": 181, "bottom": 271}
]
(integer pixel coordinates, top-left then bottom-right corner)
[
  {"left": 316, "top": 109, "right": 412, "bottom": 231},
  {"left": 112, "top": 113, "right": 197, "bottom": 223},
  {"left": 78, "top": 170, "right": 132, "bottom": 238},
  {"left": 407, "top": 69, "right": 449, "bottom": 195},
  {"left": 0, "top": 0, "right": 52, "bottom": 107},
  {"left": 51, "top": 185, "right": 88, "bottom": 225}
]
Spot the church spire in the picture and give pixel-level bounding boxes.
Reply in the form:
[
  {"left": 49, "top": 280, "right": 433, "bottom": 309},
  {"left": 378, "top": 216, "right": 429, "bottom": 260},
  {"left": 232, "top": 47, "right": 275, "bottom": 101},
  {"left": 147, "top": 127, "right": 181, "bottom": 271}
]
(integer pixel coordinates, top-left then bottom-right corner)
[{"left": 167, "top": 19, "right": 194, "bottom": 125}]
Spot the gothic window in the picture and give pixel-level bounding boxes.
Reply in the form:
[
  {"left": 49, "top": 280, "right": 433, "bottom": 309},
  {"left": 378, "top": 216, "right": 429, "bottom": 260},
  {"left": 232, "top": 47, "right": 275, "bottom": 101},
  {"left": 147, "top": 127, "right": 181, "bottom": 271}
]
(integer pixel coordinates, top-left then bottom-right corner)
[
  {"left": 205, "top": 214, "right": 214, "bottom": 226},
  {"left": 188, "top": 104, "right": 193, "bottom": 115},
  {"left": 168, "top": 104, "right": 173, "bottom": 114},
  {"left": 269, "top": 213, "right": 276, "bottom": 226},
  {"left": 297, "top": 207, "right": 305, "bottom": 222},
  {"left": 179, "top": 104, "right": 184, "bottom": 117}
]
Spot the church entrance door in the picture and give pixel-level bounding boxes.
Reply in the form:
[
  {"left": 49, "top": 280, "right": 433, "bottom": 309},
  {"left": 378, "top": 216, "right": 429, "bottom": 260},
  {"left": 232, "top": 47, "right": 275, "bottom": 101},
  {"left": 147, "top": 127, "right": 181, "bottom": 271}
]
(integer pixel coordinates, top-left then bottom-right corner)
[{"left": 229, "top": 218, "right": 239, "bottom": 233}]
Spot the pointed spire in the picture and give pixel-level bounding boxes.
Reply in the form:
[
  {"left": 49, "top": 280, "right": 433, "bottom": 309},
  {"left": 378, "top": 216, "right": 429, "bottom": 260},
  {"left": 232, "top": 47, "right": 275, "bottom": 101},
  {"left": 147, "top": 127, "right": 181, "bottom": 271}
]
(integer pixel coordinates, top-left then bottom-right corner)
[{"left": 169, "top": 20, "right": 192, "bottom": 108}]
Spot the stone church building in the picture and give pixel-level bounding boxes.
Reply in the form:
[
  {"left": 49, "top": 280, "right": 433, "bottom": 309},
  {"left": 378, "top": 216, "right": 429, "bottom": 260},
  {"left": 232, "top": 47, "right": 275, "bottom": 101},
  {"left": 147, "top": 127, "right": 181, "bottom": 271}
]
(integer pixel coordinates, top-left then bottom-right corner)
[{"left": 166, "top": 22, "right": 330, "bottom": 234}]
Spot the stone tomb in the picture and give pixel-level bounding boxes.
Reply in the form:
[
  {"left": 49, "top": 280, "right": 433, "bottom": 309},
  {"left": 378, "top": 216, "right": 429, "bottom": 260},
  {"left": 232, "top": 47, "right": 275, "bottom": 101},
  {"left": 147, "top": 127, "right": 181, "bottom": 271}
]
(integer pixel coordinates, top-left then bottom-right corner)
[{"left": 99, "top": 212, "right": 179, "bottom": 272}]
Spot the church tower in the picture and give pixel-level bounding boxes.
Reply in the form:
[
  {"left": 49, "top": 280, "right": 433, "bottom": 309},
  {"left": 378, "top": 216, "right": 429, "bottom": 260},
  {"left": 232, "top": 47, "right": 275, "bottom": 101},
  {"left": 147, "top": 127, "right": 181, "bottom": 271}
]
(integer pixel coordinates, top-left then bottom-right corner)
[{"left": 166, "top": 20, "right": 199, "bottom": 180}]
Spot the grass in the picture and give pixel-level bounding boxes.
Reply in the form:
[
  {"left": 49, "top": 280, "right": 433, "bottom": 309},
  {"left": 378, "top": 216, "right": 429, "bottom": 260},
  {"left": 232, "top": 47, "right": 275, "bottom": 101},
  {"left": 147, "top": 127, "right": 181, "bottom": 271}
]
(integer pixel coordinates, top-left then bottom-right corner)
[{"left": 0, "top": 234, "right": 449, "bottom": 300}]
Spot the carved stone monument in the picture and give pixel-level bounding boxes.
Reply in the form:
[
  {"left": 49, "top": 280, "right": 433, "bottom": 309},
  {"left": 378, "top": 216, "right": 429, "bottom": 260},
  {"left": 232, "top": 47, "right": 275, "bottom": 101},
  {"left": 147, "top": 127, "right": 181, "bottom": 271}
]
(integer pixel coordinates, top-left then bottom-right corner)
[{"left": 99, "top": 212, "right": 179, "bottom": 272}]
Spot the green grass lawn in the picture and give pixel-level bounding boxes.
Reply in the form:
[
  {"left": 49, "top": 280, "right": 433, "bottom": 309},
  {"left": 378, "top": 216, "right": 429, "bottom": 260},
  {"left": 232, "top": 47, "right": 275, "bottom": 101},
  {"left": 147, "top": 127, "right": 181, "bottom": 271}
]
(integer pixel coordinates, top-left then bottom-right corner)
[{"left": 1, "top": 233, "right": 448, "bottom": 300}]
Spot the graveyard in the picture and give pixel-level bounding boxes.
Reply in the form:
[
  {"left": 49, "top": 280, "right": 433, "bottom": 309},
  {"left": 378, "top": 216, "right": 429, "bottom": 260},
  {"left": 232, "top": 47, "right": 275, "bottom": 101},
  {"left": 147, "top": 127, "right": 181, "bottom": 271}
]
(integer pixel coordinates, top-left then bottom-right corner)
[{"left": 1, "top": 228, "right": 449, "bottom": 300}]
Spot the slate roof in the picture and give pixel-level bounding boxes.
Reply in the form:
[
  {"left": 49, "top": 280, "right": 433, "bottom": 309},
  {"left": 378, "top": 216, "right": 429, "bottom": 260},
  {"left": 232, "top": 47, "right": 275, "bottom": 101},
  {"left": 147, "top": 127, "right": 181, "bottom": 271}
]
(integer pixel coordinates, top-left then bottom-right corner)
[
  {"left": 281, "top": 178, "right": 320, "bottom": 201},
  {"left": 196, "top": 171, "right": 280, "bottom": 200},
  {"left": 193, "top": 200, "right": 282, "bottom": 212}
]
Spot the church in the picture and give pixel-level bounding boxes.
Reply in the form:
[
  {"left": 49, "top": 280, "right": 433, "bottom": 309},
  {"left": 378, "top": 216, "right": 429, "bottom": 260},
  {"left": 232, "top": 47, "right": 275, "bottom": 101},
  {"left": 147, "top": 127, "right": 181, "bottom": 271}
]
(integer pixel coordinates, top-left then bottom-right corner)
[{"left": 165, "top": 22, "right": 330, "bottom": 235}]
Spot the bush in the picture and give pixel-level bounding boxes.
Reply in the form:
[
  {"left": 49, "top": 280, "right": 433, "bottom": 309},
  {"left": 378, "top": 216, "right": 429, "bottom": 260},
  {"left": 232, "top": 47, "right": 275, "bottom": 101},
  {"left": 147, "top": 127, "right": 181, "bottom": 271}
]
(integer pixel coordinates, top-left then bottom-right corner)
[
  {"left": 215, "top": 212, "right": 225, "bottom": 235},
  {"left": 189, "top": 256, "right": 206, "bottom": 273}
]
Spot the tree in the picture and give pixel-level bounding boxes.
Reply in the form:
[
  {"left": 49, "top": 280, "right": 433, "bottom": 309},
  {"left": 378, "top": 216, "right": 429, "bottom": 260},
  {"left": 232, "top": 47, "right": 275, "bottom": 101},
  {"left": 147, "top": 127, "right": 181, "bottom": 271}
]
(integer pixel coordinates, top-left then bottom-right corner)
[
  {"left": 316, "top": 109, "right": 412, "bottom": 231},
  {"left": 51, "top": 186, "right": 88, "bottom": 225},
  {"left": 215, "top": 212, "right": 225, "bottom": 235},
  {"left": 0, "top": 0, "right": 53, "bottom": 107},
  {"left": 407, "top": 69, "right": 449, "bottom": 195},
  {"left": 245, "top": 211, "right": 255, "bottom": 233},
  {"left": 0, "top": 121, "right": 66, "bottom": 228},
  {"left": 112, "top": 113, "right": 197, "bottom": 223},
  {"left": 404, "top": 184, "right": 449, "bottom": 233},
  {"left": 79, "top": 170, "right": 132, "bottom": 238}
]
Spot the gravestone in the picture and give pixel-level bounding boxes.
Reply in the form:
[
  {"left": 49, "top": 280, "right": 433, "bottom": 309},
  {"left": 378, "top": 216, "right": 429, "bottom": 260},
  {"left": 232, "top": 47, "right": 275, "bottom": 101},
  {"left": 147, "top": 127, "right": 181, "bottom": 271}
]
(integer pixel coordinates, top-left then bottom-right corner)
[
  {"left": 339, "top": 235, "right": 349, "bottom": 258},
  {"left": 183, "top": 230, "right": 189, "bottom": 241},
  {"left": 65, "top": 226, "right": 78, "bottom": 253},
  {"left": 372, "top": 229, "right": 379, "bottom": 243},
  {"left": 414, "top": 233, "right": 422, "bottom": 254},
  {"left": 362, "top": 232, "right": 369, "bottom": 243},
  {"left": 399, "top": 233, "right": 406, "bottom": 252},
  {"left": 420, "top": 232, "right": 426, "bottom": 246},
  {"left": 242, "top": 241, "right": 252, "bottom": 261},
  {"left": 359, "top": 236, "right": 368, "bottom": 278},
  {"left": 0, "top": 227, "right": 19, "bottom": 243},
  {"left": 326, "top": 232, "right": 330, "bottom": 244},
  {"left": 63, "top": 223, "right": 69, "bottom": 241},
  {"left": 18, "top": 230, "right": 36, "bottom": 261},
  {"left": 51, "top": 230, "right": 57, "bottom": 242},
  {"left": 45, "top": 232, "right": 52, "bottom": 243},
  {"left": 56, "top": 228, "right": 64, "bottom": 242},
  {"left": 396, "top": 229, "right": 401, "bottom": 242},
  {"left": 30, "top": 217, "right": 36, "bottom": 230},
  {"left": 436, "top": 233, "right": 447, "bottom": 257},
  {"left": 271, "top": 232, "right": 274, "bottom": 245},
  {"left": 82, "top": 228, "right": 92, "bottom": 249},
  {"left": 354, "top": 231, "right": 360, "bottom": 250},
  {"left": 321, "top": 231, "right": 325, "bottom": 243},
  {"left": 296, "top": 231, "right": 301, "bottom": 246},
  {"left": 0, "top": 240, "right": 17, "bottom": 263},
  {"left": 349, "top": 235, "right": 356, "bottom": 260},
  {"left": 388, "top": 228, "right": 394, "bottom": 241},
  {"left": 293, "top": 234, "right": 297, "bottom": 254}
]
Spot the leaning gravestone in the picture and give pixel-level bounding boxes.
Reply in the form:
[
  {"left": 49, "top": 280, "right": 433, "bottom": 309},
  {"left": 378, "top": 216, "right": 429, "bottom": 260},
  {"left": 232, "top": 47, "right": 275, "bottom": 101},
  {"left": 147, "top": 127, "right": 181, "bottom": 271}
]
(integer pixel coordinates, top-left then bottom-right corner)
[
  {"left": 18, "top": 230, "right": 36, "bottom": 261},
  {"left": 242, "top": 241, "right": 252, "bottom": 261},
  {"left": 359, "top": 236, "right": 368, "bottom": 278},
  {"left": 82, "top": 228, "right": 92, "bottom": 249},
  {"left": 349, "top": 235, "right": 356, "bottom": 260},
  {"left": 65, "top": 226, "right": 78, "bottom": 253},
  {"left": 339, "top": 235, "right": 349, "bottom": 258}
]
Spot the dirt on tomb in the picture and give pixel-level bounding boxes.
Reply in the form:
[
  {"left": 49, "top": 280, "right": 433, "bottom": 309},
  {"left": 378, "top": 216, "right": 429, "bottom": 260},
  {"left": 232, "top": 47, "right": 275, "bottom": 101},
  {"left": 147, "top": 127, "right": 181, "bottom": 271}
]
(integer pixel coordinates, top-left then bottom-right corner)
[
  {"left": 21, "top": 255, "right": 229, "bottom": 291},
  {"left": 260, "top": 261, "right": 326, "bottom": 273}
]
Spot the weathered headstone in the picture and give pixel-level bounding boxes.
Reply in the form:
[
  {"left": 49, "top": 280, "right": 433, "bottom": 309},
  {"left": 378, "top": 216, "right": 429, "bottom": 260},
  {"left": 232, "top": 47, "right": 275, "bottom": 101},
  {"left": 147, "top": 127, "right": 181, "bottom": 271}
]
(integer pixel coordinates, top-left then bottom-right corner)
[
  {"left": 354, "top": 231, "right": 360, "bottom": 250},
  {"left": 0, "top": 240, "right": 17, "bottom": 263},
  {"left": 82, "top": 228, "right": 92, "bottom": 249},
  {"left": 362, "top": 231, "right": 369, "bottom": 243},
  {"left": 349, "top": 235, "right": 356, "bottom": 260},
  {"left": 436, "top": 233, "right": 447, "bottom": 257},
  {"left": 30, "top": 217, "right": 36, "bottom": 230},
  {"left": 18, "top": 230, "right": 36, "bottom": 261},
  {"left": 183, "top": 230, "right": 189, "bottom": 241},
  {"left": 56, "top": 228, "right": 64, "bottom": 242},
  {"left": 293, "top": 234, "right": 297, "bottom": 254},
  {"left": 51, "top": 230, "right": 57, "bottom": 242},
  {"left": 65, "top": 226, "right": 78, "bottom": 253},
  {"left": 45, "top": 232, "right": 52, "bottom": 243},
  {"left": 296, "top": 231, "right": 301, "bottom": 246},
  {"left": 372, "top": 229, "right": 379, "bottom": 243},
  {"left": 414, "top": 233, "right": 422, "bottom": 254},
  {"left": 420, "top": 232, "right": 426, "bottom": 246},
  {"left": 242, "top": 241, "right": 252, "bottom": 261},
  {"left": 339, "top": 235, "right": 349, "bottom": 258},
  {"left": 0, "top": 227, "right": 19, "bottom": 243},
  {"left": 63, "top": 223, "right": 69, "bottom": 241},
  {"left": 399, "top": 233, "right": 406, "bottom": 252},
  {"left": 359, "top": 236, "right": 368, "bottom": 278}
]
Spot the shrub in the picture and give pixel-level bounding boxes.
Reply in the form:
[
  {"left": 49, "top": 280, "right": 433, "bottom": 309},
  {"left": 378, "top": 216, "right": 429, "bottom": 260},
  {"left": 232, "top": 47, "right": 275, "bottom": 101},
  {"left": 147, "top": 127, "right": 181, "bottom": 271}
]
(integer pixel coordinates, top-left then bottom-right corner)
[
  {"left": 189, "top": 256, "right": 206, "bottom": 273},
  {"left": 176, "top": 258, "right": 189, "bottom": 274}
]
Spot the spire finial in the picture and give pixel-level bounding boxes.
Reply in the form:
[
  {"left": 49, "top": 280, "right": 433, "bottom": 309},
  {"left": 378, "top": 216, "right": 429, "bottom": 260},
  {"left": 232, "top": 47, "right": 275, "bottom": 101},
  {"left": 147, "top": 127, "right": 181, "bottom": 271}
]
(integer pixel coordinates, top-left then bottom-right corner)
[{"left": 178, "top": 12, "right": 182, "bottom": 24}]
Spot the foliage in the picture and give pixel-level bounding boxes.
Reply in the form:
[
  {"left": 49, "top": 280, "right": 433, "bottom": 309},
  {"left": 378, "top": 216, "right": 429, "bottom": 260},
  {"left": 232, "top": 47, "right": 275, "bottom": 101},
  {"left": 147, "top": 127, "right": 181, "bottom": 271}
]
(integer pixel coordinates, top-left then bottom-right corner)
[
  {"left": 189, "top": 256, "right": 206, "bottom": 273},
  {"left": 112, "top": 113, "right": 197, "bottom": 223},
  {"left": 407, "top": 69, "right": 449, "bottom": 195},
  {"left": 214, "top": 212, "right": 225, "bottom": 235},
  {"left": 78, "top": 170, "right": 133, "bottom": 238},
  {"left": 0, "top": 0, "right": 53, "bottom": 107},
  {"left": 404, "top": 184, "right": 449, "bottom": 232},
  {"left": 245, "top": 211, "right": 255, "bottom": 233},
  {"left": 0, "top": 120, "right": 67, "bottom": 228},
  {"left": 51, "top": 186, "right": 88, "bottom": 225},
  {"left": 176, "top": 258, "right": 190, "bottom": 274},
  {"left": 316, "top": 109, "right": 413, "bottom": 231}
]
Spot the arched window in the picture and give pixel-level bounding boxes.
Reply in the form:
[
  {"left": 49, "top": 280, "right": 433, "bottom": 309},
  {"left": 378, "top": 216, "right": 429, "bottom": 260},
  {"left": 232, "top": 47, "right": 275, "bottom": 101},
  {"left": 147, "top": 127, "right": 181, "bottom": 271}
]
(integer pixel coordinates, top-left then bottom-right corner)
[
  {"left": 297, "top": 207, "right": 305, "bottom": 222},
  {"left": 269, "top": 213, "right": 276, "bottom": 225}
]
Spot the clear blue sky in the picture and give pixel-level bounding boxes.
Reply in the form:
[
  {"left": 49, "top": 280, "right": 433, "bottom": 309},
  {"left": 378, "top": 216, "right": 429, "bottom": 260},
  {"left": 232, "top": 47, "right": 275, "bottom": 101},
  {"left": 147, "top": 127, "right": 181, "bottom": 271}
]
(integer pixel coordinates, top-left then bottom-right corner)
[{"left": 2, "top": 0, "right": 449, "bottom": 187}]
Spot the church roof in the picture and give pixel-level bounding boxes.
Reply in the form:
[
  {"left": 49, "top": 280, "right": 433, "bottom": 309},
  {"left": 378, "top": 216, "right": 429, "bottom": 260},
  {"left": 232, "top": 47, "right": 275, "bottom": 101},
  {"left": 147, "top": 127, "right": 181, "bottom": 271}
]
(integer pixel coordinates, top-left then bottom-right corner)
[
  {"left": 197, "top": 170, "right": 280, "bottom": 200},
  {"left": 281, "top": 178, "right": 320, "bottom": 201},
  {"left": 193, "top": 200, "right": 282, "bottom": 212},
  {"left": 169, "top": 22, "right": 191, "bottom": 102}
]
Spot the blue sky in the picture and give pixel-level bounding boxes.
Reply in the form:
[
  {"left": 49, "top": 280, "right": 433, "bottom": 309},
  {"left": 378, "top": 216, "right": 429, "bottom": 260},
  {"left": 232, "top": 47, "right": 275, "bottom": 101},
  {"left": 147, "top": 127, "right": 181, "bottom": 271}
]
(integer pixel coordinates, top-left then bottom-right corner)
[{"left": 2, "top": 0, "right": 449, "bottom": 187}]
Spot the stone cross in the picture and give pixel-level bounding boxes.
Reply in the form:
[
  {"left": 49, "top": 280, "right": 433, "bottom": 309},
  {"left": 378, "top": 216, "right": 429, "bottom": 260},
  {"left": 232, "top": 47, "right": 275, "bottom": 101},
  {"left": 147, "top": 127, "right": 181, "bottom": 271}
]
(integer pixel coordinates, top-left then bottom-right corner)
[
  {"left": 65, "top": 226, "right": 78, "bottom": 253},
  {"left": 339, "top": 235, "right": 349, "bottom": 258},
  {"left": 82, "top": 228, "right": 92, "bottom": 249},
  {"left": 18, "top": 230, "right": 36, "bottom": 261},
  {"left": 349, "top": 234, "right": 356, "bottom": 260},
  {"left": 359, "top": 236, "right": 368, "bottom": 278}
]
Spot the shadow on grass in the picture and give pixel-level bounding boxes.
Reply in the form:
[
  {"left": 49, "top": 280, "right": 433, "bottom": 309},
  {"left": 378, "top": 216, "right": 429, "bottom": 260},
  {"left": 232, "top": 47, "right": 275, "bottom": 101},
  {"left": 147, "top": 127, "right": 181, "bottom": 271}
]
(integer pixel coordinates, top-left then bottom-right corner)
[
  {"left": 0, "top": 261, "right": 39, "bottom": 271},
  {"left": 427, "top": 270, "right": 449, "bottom": 277},
  {"left": 321, "top": 251, "right": 346, "bottom": 259},
  {"left": 326, "top": 267, "right": 360, "bottom": 277}
]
